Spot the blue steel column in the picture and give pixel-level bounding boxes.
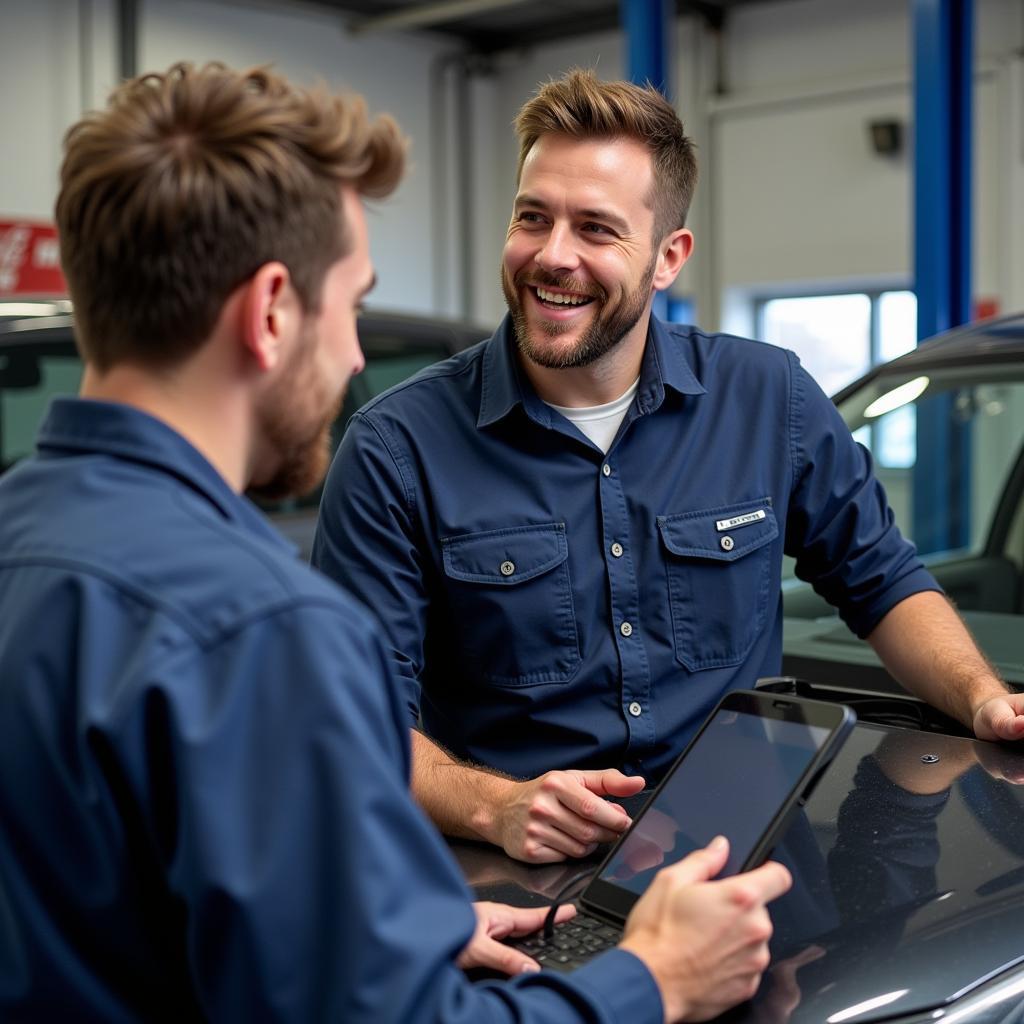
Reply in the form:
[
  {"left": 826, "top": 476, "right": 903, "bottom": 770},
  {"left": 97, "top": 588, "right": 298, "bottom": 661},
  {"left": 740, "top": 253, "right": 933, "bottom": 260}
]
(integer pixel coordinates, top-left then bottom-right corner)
[
  {"left": 912, "top": 0, "right": 972, "bottom": 553},
  {"left": 621, "top": 0, "right": 671, "bottom": 95},
  {"left": 621, "top": 0, "right": 672, "bottom": 320}
]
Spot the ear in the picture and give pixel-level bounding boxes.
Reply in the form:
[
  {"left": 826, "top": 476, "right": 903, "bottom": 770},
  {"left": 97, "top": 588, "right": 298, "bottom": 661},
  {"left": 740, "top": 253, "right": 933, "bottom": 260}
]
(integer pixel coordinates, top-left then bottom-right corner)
[
  {"left": 652, "top": 228, "right": 694, "bottom": 292},
  {"left": 239, "top": 261, "right": 295, "bottom": 373}
]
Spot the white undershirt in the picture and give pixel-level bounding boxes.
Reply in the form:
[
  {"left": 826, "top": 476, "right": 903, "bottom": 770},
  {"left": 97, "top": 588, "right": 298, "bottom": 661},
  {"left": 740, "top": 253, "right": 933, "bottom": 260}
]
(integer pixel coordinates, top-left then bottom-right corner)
[{"left": 546, "top": 378, "right": 641, "bottom": 454}]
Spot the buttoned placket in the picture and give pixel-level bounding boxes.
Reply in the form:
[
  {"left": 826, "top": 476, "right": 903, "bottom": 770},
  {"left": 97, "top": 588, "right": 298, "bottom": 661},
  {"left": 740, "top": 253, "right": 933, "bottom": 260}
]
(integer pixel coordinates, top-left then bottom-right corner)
[{"left": 597, "top": 454, "right": 654, "bottom": 755}]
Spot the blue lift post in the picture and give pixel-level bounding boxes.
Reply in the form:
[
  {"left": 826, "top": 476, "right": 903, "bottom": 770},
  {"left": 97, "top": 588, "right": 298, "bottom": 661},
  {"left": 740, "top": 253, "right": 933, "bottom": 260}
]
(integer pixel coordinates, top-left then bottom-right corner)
[
  {"left": 621, "top": 0, "right": 673, "bottom": 320},
  {"left": 912, "top": 0, "right": 973, "bottom": 553}
]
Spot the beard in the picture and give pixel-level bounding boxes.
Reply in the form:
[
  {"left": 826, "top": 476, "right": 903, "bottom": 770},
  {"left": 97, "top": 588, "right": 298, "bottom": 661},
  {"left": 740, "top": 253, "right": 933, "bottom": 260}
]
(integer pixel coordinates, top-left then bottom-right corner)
[
  {"left": 247, "top": 321, "right": 344, "bottom": 502},
  {"left": 502, "top": 254, "right": 657, "bottom": 370}
]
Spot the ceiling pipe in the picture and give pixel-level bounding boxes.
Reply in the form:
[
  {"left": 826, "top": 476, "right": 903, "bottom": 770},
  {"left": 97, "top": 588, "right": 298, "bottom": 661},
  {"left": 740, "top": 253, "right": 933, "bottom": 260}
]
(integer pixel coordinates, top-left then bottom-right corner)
[{"left": 349, "top": 0, "right": 535, "bottom": 35}]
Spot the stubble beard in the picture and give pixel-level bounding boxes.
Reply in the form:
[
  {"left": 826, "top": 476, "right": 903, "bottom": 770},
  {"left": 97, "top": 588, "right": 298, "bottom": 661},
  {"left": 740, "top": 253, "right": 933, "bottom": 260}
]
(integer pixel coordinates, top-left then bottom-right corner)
[
  {"left": 248, "top": 321, "right": 343, "bottom": 502},
  {"left": 502, "top": 255, "right": 657, "bottom": 370}
]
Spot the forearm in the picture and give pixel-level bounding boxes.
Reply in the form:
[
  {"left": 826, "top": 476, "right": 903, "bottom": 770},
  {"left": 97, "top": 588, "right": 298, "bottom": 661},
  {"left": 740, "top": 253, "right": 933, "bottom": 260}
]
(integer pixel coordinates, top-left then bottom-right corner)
[
  {"left": 411, "top": 729, "right": 517, "bottom": 843},
  {"left": 867, "top": 590, "right": 1008, "bottom": 727}
]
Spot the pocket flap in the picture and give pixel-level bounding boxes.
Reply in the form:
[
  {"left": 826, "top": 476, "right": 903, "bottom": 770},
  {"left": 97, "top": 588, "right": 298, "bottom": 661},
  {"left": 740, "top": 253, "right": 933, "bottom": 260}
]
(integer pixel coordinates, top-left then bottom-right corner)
[
  {"left": 658, "top": 501, "right": 778, "bottom": 562},
  {"left": 442, "top": 523, "right": 568, "bottom": 584}
]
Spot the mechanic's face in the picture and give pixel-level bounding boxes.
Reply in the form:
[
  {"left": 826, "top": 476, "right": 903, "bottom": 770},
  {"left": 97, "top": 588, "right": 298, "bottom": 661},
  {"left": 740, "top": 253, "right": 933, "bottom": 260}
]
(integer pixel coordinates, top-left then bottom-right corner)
[
  {"left": 251, "top": 188, "right": 372, "bottom": 500},
  {"left": 501, "top": 134, "right": 660, "bottom": 370}
]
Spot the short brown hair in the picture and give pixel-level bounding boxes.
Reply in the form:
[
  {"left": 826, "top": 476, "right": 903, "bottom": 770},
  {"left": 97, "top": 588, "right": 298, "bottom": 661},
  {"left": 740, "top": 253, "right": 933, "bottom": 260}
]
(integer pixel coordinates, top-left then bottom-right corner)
[
  {"left": 56, "top": 62, "right": 405, "bottom": 371},
  {"left": 514, "top": 69, "right": 697, "bottom": 240}
]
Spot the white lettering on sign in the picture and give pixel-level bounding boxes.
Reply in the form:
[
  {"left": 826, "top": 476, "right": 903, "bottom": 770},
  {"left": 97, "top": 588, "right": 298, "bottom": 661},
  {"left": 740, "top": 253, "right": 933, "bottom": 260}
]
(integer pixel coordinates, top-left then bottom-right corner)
[
  {"left": 0, "top": 226, "right": 30, "bottom": 291},
  {"left": 33, "top": 237, "right": 60, "bottom": 268},
  {"left": 715, "top": 509, "right": 767, "bottom": 532}
]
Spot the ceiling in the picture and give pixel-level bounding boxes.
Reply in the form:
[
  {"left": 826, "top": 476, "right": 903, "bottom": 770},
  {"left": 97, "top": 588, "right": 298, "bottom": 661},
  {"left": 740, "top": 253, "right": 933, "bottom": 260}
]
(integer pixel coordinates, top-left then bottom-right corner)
[{"left": 315, "top": 0, "right": 783, "bottom": 55}]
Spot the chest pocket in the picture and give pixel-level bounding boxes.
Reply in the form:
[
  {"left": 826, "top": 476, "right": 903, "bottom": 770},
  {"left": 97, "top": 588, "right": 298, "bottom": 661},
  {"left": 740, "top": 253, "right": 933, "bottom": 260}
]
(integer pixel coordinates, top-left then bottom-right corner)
[
  {"left": 440, "top": 522, "right": 580, "bottom": 687},
  {"left": 657, "top": 500, "right": 779, "bottom": 672}
]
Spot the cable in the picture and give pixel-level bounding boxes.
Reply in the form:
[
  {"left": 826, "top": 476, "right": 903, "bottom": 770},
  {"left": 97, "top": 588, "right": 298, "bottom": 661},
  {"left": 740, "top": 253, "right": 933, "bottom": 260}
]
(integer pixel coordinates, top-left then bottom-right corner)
[{"left": 542, "top": 868, "right": 596, "bottom": 939}]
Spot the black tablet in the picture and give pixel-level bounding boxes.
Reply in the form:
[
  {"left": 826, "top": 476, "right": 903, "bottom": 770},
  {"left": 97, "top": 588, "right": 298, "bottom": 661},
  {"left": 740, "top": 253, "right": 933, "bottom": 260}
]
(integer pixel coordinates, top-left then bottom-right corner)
[{"left": 582, "top": 689, "right": 856, "bottom": 921}]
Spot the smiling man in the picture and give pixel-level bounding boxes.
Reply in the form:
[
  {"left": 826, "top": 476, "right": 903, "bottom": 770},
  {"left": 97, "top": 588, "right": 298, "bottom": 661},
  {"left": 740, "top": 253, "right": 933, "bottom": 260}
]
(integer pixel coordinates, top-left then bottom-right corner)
[{"left": 313, "top": 69, "right": 1023, "bottom": 866}]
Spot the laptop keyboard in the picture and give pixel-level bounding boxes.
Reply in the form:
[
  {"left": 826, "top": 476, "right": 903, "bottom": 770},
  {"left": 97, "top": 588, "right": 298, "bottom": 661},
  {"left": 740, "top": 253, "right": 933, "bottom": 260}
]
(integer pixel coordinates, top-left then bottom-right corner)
[{"left": 512, "top": 911, "right": 623, "bottom": 972}]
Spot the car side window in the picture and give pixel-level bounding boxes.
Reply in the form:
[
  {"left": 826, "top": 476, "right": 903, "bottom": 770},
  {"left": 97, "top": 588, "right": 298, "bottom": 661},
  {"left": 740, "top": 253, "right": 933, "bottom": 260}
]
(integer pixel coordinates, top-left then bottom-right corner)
[{"left": 0, "top": 352, "right": 82, "bottom": 470}]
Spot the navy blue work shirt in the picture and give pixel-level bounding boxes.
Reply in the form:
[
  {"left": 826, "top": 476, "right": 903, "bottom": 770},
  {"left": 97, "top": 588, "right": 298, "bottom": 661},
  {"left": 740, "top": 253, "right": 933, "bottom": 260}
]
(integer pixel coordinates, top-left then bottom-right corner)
[
  {"left": 313, "top": 316, "right": 939, "bottom": 781},
  {"left": 0, "top": 398, "right": 659, "bottom": 1023}
]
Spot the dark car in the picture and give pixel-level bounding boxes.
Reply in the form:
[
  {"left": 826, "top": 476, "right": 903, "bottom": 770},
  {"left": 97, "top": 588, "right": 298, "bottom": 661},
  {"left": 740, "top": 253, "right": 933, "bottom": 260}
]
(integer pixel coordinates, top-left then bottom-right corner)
[
  {"left": 455, "top": 675, "right": 1024, "bottom": 1024},
  {"left": 0, "top": 310, "right": 485, "bottom": 555},
  {"left": 782, "top": 312, "right": 1024, "bottom": 691}
]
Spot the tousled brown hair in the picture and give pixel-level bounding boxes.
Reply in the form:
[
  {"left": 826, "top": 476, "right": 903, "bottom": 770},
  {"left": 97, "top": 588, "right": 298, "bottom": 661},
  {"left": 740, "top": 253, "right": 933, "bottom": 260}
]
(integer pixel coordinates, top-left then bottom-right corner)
[
  {"left": 514, "top": 69, "right": 697, "bottom": 241},
  {"left": 56, "top": 62, "right": 405, "bottom": 371}
]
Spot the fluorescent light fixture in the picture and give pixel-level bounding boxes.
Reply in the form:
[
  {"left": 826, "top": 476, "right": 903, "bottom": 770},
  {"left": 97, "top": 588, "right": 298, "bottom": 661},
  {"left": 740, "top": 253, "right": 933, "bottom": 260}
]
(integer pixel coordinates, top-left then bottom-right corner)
[
  {"left": 827, "top": 989, "right": 910, "bottom": 1023},
  {"left": 864, "top": 376, "right": 930, "bottom": 418}
]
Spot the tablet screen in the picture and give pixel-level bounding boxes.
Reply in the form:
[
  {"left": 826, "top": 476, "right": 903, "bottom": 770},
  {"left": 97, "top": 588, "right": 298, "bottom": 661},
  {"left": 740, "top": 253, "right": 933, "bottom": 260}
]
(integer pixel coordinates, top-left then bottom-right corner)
[{"left": 599, "top": 708, "right": 831, "bottom": 893}]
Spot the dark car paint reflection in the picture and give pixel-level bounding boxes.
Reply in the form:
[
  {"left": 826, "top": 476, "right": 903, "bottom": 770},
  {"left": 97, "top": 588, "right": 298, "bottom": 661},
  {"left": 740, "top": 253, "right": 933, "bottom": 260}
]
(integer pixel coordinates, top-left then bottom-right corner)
[{"left": 740, "top": 725, "right": 1024, "bottom": 1024}]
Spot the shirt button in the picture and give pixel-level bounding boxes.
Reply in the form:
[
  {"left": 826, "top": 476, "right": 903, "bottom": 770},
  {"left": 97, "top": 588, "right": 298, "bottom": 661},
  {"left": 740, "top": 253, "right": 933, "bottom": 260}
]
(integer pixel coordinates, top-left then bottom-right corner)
[
  {"left": 720, "top": 536, "right": 734, "bottom": 552},
  {"left": 619, "top": 621, "right": 633, "bottom": 637},
  {"left": 628, "top": 701, "right": 642, "bottom": 717},
  {"left": 610, "top": 542, "right": 623, "bottom": 558},
  {"left": 500, "top": 560, "right": 515, "bottom": 576},
  {"left": 602, "top": 463, "right": 611, "bottom": 477}
]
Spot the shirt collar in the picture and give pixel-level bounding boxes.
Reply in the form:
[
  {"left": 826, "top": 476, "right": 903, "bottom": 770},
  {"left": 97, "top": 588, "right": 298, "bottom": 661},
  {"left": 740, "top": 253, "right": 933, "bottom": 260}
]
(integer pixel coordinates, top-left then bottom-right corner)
[
  {"left": 37, "top": 398, "right": 295, "bottom": 553},
  {"left": 477, "top": 316, "right": 530, "bottom": 428},
  {"left": 636, "top": 316, "right": 707, "bottom": 413},
  {"left": 477, "top": 314, "right": 706, "bottom": 429}
]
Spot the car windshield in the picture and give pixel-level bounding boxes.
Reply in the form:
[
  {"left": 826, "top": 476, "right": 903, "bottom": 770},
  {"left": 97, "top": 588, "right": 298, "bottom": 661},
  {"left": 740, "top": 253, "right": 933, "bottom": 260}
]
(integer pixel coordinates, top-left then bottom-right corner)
[{"left": 836, "top": 364, "right": 1024, "bottom": 564}]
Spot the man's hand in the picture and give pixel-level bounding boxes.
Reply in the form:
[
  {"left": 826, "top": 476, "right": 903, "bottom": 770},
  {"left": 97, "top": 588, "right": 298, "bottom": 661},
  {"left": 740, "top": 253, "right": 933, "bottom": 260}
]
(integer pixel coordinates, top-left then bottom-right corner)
[
  {"left": 866, "top": 592, "right": 1014, "bottom": 739},
  {"left": 973, "top": 693, "right": 1024, "bottom": 742},
  {"left": 456, "top": 901, "right": 575, "bottom": 975},
  {"left": 619, "top": 837, "right": 792, "bottom": 1024},
  {"left": 494, "top": 769, "right": 646, "bottom": 863}
]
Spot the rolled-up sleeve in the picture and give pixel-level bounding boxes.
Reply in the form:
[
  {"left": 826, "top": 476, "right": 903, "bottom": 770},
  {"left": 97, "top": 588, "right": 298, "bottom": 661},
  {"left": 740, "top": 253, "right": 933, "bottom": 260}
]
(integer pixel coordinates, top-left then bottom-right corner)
[{"left": 785, "top": 356, "right": 942, "bottom": 637}]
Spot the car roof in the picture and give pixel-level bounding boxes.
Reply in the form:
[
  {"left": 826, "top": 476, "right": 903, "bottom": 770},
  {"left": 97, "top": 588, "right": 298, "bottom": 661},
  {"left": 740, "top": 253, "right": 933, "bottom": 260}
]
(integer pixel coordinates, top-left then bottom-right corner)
[
  {"left": 0, "top": 313, "right": 76, "bottom": 343},
  {"left": 0, "top": 309, "right": 489, "bottom": 351},
  {"left": 833, "top": 311, "right": 1024, "bottom": 402},
  {"left": 760, "top": 718, "right": 1024, "bottom": 1023}
]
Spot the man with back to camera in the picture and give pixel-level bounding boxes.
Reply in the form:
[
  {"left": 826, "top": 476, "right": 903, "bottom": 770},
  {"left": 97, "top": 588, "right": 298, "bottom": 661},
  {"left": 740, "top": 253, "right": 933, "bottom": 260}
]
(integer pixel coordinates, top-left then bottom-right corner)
[
  {"left": 0, "top": 61, "right": 792, "bottom": 1022},
  {"left": 312, "top": 69, "right": 1024, "bottom": 865}
]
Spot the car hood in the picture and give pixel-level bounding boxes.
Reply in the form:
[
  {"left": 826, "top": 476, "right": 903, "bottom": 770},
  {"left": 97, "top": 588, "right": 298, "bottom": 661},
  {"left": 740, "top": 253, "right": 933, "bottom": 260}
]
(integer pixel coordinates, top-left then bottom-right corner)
[{"left": 743, "top": 722, "right": 1024, "bottom": 1024}]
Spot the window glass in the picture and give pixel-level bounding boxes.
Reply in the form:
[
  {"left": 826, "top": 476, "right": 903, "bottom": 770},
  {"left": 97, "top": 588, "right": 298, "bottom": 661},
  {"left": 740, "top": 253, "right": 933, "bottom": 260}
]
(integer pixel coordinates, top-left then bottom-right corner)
[
  {"left": 761, "top": 294, "right": 871, "bottom": 397},
  {"left": 838, "top": 368, "right": 1024, "bottom": 559},
  {"left": 875, "top": 405, "right": 916, "bottom": 469},
  {"left": 874, "top": 291, "right": 919, "bottom": 468},
  {"left": 878, "top": 290, "right": 917, "bottom": 361},
  {"left": 1, "top": 353, "right": 82, "bottom": 469}
]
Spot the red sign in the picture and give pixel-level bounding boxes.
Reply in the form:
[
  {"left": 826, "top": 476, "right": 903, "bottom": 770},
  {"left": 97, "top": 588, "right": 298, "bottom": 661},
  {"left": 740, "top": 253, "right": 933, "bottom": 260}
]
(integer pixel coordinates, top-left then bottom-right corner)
[
  {"left": 974, "top": 297, "right": 1000, "bottom": 321},
  {"left": 0, "top": 220, "right": 67, "bottom": 297}
]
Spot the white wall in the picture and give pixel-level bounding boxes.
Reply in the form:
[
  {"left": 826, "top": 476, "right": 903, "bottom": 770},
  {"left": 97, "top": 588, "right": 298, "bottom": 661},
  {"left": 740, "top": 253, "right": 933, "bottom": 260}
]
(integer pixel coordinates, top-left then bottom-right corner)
[
  {"left": 0, "top": 0, "right": 456, "bottom": 315},
  {"left": 0, "top": 0, "right": 117, "bottom": 220}
]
